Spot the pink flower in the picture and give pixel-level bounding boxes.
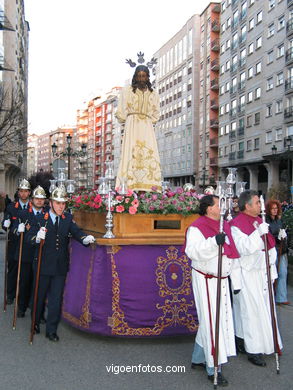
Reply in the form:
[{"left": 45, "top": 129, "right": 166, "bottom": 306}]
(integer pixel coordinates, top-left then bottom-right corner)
[
  {"left": 131, "top": 199, "right": 139, "bottom": 207},
  {"left": 149, "top": 205, "right": 155, "bottom": 211},
  {"left": 75, "top": 196, "right": 82, "bottom": 204},
  {"left": 179, "top": 196, "right": 185, "bottom": 201},
  {"left": 172, "top": 200, "right": 178, "bottom": 205},
  {"left": 129, "top": 206, "right": 137, "bottom": 214},
  {"left": 94, "top": 195, "right": 102, "bottom": 203},
  {"left": 116, "top": 205, "right": 125, "bottom": 213},
  {"left": 115, "top": 195, "right": 123, "bottom": 202},
  {"left": 176, "top": 187, "right": 183, "bottom": 194},
  {"left": 152, "top": 194, "right": 158, "bottom": 201},
  {"left": 125, "top": 197, "right": 130, "bottom": 204},
  {"left": 151, "top": 186, "right": 158, "bottom": 191},
  {"left": 126, "top": 189, "right": 134, "bottom": 197}
]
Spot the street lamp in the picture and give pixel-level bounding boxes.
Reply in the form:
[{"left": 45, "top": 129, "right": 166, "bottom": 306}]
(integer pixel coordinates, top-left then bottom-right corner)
[
  {"left": 271, "top": 145, "right": 277, "bottom": 155},
  {"left": 51, "top": 134, "right": 87, "bottom": 180}
]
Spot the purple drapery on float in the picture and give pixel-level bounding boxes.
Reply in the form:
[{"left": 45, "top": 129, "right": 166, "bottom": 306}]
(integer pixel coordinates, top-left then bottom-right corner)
[{"left": 62, "top": 241, "right": 198, "bottom": 337}]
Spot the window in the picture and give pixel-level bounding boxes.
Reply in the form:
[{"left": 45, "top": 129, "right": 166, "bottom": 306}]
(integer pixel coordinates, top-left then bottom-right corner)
[
  {"left": 275, "top": 128, "right": 283, "bottom": 141},
  {"left": 220, "top": 64, "right": 225, "bottom": 74},
  {"left": 249, "top": 18, "right": 254, "bottom": 30},
  {"left": 278, "top": 16, "right": 285, "bottom": 30},
  {"left": 226, "top": 39, "right": 231, "bottom": 50},
  {"left": 222, "top": 1, "right": 226, "bottom": 11},
  {"left": 256, "top": 11, "right": 263, "bottom": 24},
  {"left": 276, "top": 72, "right": 283, "bottom": 86},
  {"left": 268, "top": 0, "right": 275, "bottom": 10},
  {"left": 256, "top": 36, "right": 262, "bottom": 49},
  {"left": 249, "top": 0, "right": 255, "bottom": 5},
  {"left": 225, "top": 103, "right": 230, "bottom": 113},
  {"left": 255, "top": 112, "right": 260, "bottom": 125},
  {"left": 277, "top": 44, "right": 284, "bottom": 58},
  {"left": 267, "top": 50, "right": 273, "bottom": 64},
  {"left": 226, "top": 17, "right": 231, "bottom": 28},
  {"left": 221, "top": 23, "right": 226, "bottom": 33},
  {"left": 221, "top": 44, "right": 225, "bottom": 54},
  {"left": 220, "top": 105, "right": 225, "bottom": 115},
  {"left": 255, "top": 87, "right": 261, "bottom": 98},
  {"left": 266, "top": 131, "right": 272, "bottom": 143},
  {"left": 248, "top": 42, "right": 254, "bottom": 55},
  {"left": 220, "top": 85, "right": 225, "bottom": 95},
  {"left": 247, "top": 139, "right": 252, "bottom": 151},
  {"left": 248, "top": 66, "right": 253, "bottom": 78},
  {"left": 225, "top": 81, "right": 230, "bottom": 92},
  {"left": 266, "top": 104, "right": 272, "bottom": 117},
  {"left": 267, "top": 23, "right": 274, "bottom": 38},
  {"left": 276, "top": 100, "right": 283, "bottom": 113},
  {"left": 256, "top": 61, "right": 262, "bottom": 74},
  {"left": 254, "top": 138, "right": 260, "bottom": 149},
  {"left": 226, "top": 59, "right": 231, "bottom": 70},
  {"left": 231, "top": 121, "right": 237, "bottom": 131},
  {"left": 220, "top": 126, "right": 224, "bottom": 136},
  {"left": 247, "top": 115, "right": 252, "bottom": 126},
  {"left": 267, "top": 77, "right": 273, "bottom": 90},
  {"left": 225, "top": 124, "right": 230, "bottom": 134},
  {"left": 247, "top": 91, "right": 253, "bottom": 103}
]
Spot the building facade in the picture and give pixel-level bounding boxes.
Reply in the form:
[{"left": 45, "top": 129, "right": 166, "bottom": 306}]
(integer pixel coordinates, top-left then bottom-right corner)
[
  {"left": 0, "top": 0, "right": 29, "bottom": 196},
  {"left": 153, "top": 15, "right": 201, "bottom": 188},
  {"left": 219, "top": 0, "right": 292, "bottom": 197}
]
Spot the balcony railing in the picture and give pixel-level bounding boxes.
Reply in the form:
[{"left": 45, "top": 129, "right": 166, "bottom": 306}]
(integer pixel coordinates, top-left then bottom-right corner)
[
  {"left": 211, "top": 58, "right": 219, "bottom": 71},
  {"left": 238, "top": 126, "right": 245, "bottom": 137},
  {"left": 212, "top": 3, "right": 221, "bottom": 13},
  {"left": 285, "top": 47, "right": 293, "bottom": 65},
  {"left": 211, "top": 20, "right": 220, "bottom": 32},
  {"left": 239, "top": 57, "right": 246, "bottom": 68},
  {"left": 230, "top": 108, "right": 237, "bottom": 117},
  {"left": 210, "top": 157, "right": 218, "bottom": 166},
  {"left": 210, "top": 99, "right": 219, "bottom": 109},
  {"left": 287, "top": 18, "right": 293, "bottom": 36},
  {"left": 238, "top": 81, "right": 245, "bottom": 91},
  {"left": 230, "top": 63, "right": 237, "bottom": 73},
  {"left": 211, "top": 78, "right": 219, "bottom": 90},
  {"left": 284, "top": 105, "right": 293, "bottom": 119},
  {"left": 229, "top": 152, "right": 236, "bottom": 161},
  {"left": 230, "top": 85, "right": 237, "bottom": 95},
  {"left": 210, "top": 138, "right": 218, "bottom": 146},
  {"left": 288, "top": 0, "right": 293, "bottom": 7},
  {"left": 285, "top": 77, "right": 293, "bottom": 93},
  {"left": 210, "top": 119, "right": 219, "bottom": 128},
  {"left": 237, "top": 150, "right": 244, "bottom": 159},
  {"left": 229, "top": 131, "right": 236, "bottom": 141},
  {"left": 211, "top": 38, "right": 220, "bottom": 51}
]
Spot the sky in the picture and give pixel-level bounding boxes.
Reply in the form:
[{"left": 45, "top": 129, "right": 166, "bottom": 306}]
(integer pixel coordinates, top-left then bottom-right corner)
[{"left": 24, "top": 0, "right": 213, "bottom": 134}]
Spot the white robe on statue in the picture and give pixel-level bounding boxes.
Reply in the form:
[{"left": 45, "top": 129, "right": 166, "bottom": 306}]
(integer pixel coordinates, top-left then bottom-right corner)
[
  {"left": 230, "top": 226, "right": 283, "bottom": 354},
  {"left": 115, "top": 86, "right": 162, "bottom": 192},
  {"left": 185, "top": 227, "right": 242, "bottom": 368}
]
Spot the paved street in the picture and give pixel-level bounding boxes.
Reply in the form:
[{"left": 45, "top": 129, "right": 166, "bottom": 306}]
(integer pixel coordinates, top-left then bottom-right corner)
[{"left": 0, "top": 234, "right": 292, "bottom": 390}]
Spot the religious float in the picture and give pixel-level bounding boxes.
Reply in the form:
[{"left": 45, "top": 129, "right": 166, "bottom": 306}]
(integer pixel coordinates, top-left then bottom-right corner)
[{"left": 61, "top": 174, "right": 201, "bottom": 338}]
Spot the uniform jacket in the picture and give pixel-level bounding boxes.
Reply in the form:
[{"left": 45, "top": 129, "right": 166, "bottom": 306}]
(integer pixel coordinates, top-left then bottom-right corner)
[{"left": 27, "top": 210, "right": 87, "bottom": 276}]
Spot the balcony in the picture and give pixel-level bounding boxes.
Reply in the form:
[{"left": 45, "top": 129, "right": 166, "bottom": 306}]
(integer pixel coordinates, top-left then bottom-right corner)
[
  {"left": 237, "top": 150, "right": 244, "bottom": 159},
  {"left": 211, "top": 38, "right": 220, "bottom": 51},
  {"left": 230, "top": 63, "right": 237, "bottom": 74},
  {"left": 210, "top": 157, "right": 218, "bottom": 166},
  {"left": 229, "top": 108, "right": 237, "bottom": 118},
  {"left": 210, "top": 99, "right": 219, "bottom": 110},
  {"left": 238, "top": 81, "right": 245, "bottom": 91},
  {"left": 284, "top": 106, "right": 293, "bottom": 122},
  {"left": 230, "top": 85, "right": 237, "bottom": 95},
  {"left": 287, "top": 18, "right": 293, "bottom": 37},
  {"left": 238, "top": 126, "right": 245, "bottom": 137},
  {"left": 238, "top": 104, "right": 245, "bottom": 115},
  {"left": 238, "top": 57, "right": 246, "bottom": 68},
  {"left": 229, "top": 131, "right": 236, "bottom": 141},
  {"left": 285, "top": 77, "right": 293, "bottom": 94},
  {"left": 240, "top": 9, "right": 247, "bottom": 21},
  {"left": 285, "top": 47, "right": 293, "bottom": 65},
  {"left": 211, "top": 20, "right": 220, "bottom": 32},
  {"left": 210, "top": 138, "right": 218, "bottom": 147},
  {"left": 211, "top": 58, "right": 219, "bottom": 71},
  {"left": 211, "top": 78, "right": 219, "bottom": 90},
  {"left": 229, "top": 152, "right": 236, "bottom": 161},
  {"left": 210, "top": 119, "right": 219, "bottom": 128},
  {"left": 288, "top": 0, "right": 293, "bottom": 7}
]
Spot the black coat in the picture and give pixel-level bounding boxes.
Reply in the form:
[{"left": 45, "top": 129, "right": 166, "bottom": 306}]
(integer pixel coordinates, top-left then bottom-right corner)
[{"left": 27, "top": 210, "right": 87, "bottom": 276}]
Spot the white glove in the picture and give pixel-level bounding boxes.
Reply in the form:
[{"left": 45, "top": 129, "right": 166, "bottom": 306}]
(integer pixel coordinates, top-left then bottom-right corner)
[
  {"left": 83, "top": 235, "right": 95, "bottom": 245},
  {"left": 257, "top": 222, "right": 269, "bottom": 236},
  {"left": 3, "top": 219, "right": 11, "bottom": 228},
  {"left": 17, "top": 223, "right": 25, "bottom": 233},
  {"left": 36, "top": 227, "right": 46, "bottom": 243},
  {"left": 278, "top": 229, "right": 287, "bottom": 240}
]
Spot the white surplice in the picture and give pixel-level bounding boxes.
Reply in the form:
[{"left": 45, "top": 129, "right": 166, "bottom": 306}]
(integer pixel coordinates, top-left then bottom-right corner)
[
  {"left": 185, "top": 227, "right": 241, "bottom": 368},
  {"left": 231, "top": 226, "right": 283, "bottom": 354}
]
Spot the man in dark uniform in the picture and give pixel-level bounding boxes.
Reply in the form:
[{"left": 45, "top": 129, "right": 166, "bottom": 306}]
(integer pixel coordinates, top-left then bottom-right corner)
[
  {"left": 14, "top": 185, "right": 47, "bottom": 317},
  {"left": 2, "top": 179, "right": 31, "bottom": 304},
  {"left": 28, "top": 186, "right": 95, "bottom": 341}
]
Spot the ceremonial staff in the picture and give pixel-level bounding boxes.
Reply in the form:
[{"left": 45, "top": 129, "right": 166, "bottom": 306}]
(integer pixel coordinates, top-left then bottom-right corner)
[
  {"left": 30, "top": 230, "right": 45, "bottom": 345},
  {"left": 3, "top": 229, "right": 9, "bottom": 312},
  {"left": 213, "top": 196, "right": 226, "bottom": 389},
  {"left": 260, "top": 195, "right": 281, "bottom": 374},
  {"left": 12, "top": 229, "right": 24, "bottom": 329}
]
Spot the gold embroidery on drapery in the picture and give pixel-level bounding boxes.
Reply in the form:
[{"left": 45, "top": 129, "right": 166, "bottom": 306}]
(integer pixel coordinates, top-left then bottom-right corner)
[
  {"left": 110, "top": 246, "right": 198, "bottom": 336},
  {"left": 62, "top": 245, "right": 95, "bottom": 328}
]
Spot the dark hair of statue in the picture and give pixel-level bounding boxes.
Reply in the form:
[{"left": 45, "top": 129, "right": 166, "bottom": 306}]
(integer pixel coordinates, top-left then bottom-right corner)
[
  {"left": 238, "top": 189, "right": 258, "bottom": 211},
  {"left": 131, "top": 65, "right": 153, "bottom": 93},
  {"left": 199, "top": 195, "right": 219, "bottom": 216}
]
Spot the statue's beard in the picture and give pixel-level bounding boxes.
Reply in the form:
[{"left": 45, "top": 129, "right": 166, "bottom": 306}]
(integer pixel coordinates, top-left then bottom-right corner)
[{"left": 137, "top": 81, "right": 147, "bottom": 89}]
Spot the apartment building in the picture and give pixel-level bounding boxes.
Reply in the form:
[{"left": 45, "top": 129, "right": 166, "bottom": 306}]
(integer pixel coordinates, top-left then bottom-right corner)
[
  {"left": 199, "top": 2, "right": 221, "bottom": 188},
  {"left": 27, "top": 133, "right": 38, "bottom": 176},
  {"left": 219, "top": 0, "right": 292, "bottom": 196},
  {"left": 153, "top": 15, "right": 201, "bottom": 187},
  {"left": 0, "top": 0, "right": 29, "bottom": 196}
]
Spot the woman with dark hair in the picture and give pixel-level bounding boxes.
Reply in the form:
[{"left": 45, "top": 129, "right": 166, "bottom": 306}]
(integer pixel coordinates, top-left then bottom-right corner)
[
  {"left": 115, "top": 65, "right": 162, "bottom": 192},
  {"left": 265, "top": 199, "right": 289, "bottom": 305}
]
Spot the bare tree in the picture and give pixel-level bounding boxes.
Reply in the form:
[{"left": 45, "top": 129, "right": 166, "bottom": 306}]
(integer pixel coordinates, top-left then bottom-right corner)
[{"left": 0, "top": 85, "right": 27, "bottom": 153}]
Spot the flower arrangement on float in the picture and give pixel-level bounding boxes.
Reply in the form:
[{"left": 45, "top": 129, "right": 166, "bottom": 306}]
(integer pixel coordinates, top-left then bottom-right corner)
[{"left": 68, "top": 186, "right": 201, "bottom": 216}]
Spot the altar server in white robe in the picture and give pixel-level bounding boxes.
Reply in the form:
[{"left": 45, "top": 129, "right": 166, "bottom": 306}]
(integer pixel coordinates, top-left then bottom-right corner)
[
  {"left": 230, "top": 190, "right": 283, "bottom": 367},
  {"left": 185, "top": 195, "right": 241, "bottom": 386}
]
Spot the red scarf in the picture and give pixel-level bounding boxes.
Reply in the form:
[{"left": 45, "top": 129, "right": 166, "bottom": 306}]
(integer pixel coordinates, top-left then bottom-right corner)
[
  {"left": 183, "top": 215, "right": 239, "bottom": 259},
  {"left": 230, "top": 212, "right": 275, "bottom": 250}
]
